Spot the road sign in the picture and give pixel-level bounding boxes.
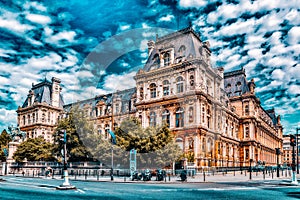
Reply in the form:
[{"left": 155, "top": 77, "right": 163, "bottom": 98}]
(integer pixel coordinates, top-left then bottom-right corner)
[{"left": 130, "top": 149, "right": 136, "bottom": 176}]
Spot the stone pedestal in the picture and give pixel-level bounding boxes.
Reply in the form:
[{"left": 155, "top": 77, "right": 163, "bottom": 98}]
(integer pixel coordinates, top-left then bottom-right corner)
[{"left": 6, "top": 141, "right": 20, "bottom": 173}]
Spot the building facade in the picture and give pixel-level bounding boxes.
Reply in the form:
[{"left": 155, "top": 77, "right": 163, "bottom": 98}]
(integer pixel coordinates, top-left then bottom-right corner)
[
  {"left": 17, "top": 27, "right": 283, "bottom": 169},
  {"left": 17, "top": 77, "right": 64, "bottom": 142}
]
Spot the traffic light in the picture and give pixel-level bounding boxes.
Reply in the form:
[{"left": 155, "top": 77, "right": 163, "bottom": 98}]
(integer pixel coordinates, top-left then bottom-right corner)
[
  {"left": 290, "top": 134, "right": 296, "bottom": 146},
  {"left": 275, "top": 148, "right": 280, "bottom": 155},
  {"left": 59, "top": 130, "right": 67, "bottom": 143}
]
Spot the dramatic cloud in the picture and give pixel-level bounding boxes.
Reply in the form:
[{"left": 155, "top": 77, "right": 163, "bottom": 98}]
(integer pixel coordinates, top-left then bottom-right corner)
[{"left": 0, "top": 0, "right": 299, "bottom": 134}]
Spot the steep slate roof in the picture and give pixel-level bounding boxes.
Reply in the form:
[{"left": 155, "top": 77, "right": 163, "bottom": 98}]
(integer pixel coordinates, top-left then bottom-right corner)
[
  {"left": 143, "top": 26, "right": 209, "bottom": 72},
  {"left": 63, "top": 87, "right": 136, "bottom": 115},
  {"left": 22, "top": 78, "right": 64, "bottom": 108},
  {"left": 224, "top": 68, "right": 250, "bottom": 97}
]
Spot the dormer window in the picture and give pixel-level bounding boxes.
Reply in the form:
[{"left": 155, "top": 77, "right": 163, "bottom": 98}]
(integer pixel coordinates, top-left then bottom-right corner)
[
  {"left": 163, "top": 52, "right": 170, "bottom": 66},
  {"left": 178, "top": 45, "right": 186, "bottom": 56},
  {"left": 153, "top": 54, "right": 160, "bottom": 65}
]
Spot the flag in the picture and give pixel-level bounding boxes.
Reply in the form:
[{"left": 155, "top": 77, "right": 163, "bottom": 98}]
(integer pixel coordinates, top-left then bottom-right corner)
[{"left": 109, "top": 130, "right": 117, "bottom": 145}]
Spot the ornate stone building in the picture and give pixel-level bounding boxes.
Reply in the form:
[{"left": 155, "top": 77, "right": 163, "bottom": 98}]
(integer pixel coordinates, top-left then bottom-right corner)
[
  {"left": 17, "top": 77, "right": 64, "bottom": 142},
  {"left": 17, "top": 27, "right": 283, "bottom": 169}
]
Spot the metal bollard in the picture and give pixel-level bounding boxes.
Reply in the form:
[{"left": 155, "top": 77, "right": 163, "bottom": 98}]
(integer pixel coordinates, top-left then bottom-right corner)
[
  {"left": 263, "top": 169, "right": 265, "bottom": 180},
  {"left": 272, "top": 171, "right": 273, "bottom": 179},
  {"left": 124, "top": 176, "right": 126, "bottom": 182},
  {"left": 168, "top": 174, "right": 171, "bottom": 181},
  {"left": 203, "top": 171, "right": 205, "bottom": 182},
  {"left": 245, "top": 170, "right": 247, "bottom": 176},
  {"left": 85, "top": 171, "right": 87, "bottom": 180},
  {"left": 234, "top": 170, "right": 235, "bottom": 176},
  {"left": 97, "top": 170, "right": 99, "bottom": 181}
]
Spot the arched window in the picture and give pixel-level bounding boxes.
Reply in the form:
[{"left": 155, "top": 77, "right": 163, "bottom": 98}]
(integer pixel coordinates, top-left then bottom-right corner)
[
  {"left": 175, "top": 107, "right": 184, "bottom": 127},
  {"left": 176, "top": 138, "right": 183, "bottom": 150},
  {"left": 163, "top": 80, "right": 170, "bottom": 96},
  {"left": 33, "top": 113, "right": 35, "bottom": 123},
  {"left": 162, "top": 109, "right": 170, "bottom": 127},
  {"left": 188, "top": 107, "right": 194, "bottom": 122},
  {"left": 164, "top": 52, "right": 170, "bottom": 66},
  {"left": 105, "top": 124, "right": 110, "bottom": 139},
  {"left": 23, "top": 116, "right": 26, "bottom": 125},
  {"left": 149, "top": 111, "right": 156, "bottom": 127},
  {"left": 176, "top": 76, "right": 184, "bottom": 93},
  {"left": 28, "top": 114, "right": 30, "bottom": 124},
  {"left": 149, "top": 83, "right": 157, "bottom": 98}
]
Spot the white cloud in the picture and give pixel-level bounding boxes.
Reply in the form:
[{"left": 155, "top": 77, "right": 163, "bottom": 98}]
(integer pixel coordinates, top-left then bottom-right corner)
[
  {"left": 158, "top": 14, "right": 175, "bottom": 22},
  {"left": 0, "top": 109, "right": 17, "bottom": 129},
  {"left": 0, "top": 10, "right": 34, "bottom": 33},
  {"left": 25, "top": 13, "right": 51, "bottom": 25},
  {"left": 271, "top": 69, "right": 285, "bottom": 81},
  {"left": 103, "top": 72, "right": 136, "bottom": 91},
  {"left": 288, "top": 26, "right": 300, "bottom": 45},
  {"left": 178, "top": 0, "right": 207, "bottom": 9},
  {"left": 45, "top": 31, "right": 77, "bottom": 46},
  {"left": 288, "top": 85, "right": 300, "bottom": 95}
]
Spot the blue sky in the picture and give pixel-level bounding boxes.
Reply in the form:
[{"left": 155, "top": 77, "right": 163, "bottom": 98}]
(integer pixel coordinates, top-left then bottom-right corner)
[{"left": 0, "top": 0, "right": 299, "bottom": 134}]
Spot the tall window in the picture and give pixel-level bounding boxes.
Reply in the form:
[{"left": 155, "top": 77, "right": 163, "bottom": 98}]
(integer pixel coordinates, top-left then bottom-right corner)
[
  {"left": 245, "top": 105, "right": 249, "bottom": 115},
  {"left": 33, "top": 113, "right": 35, "bottom": 123},
  {"left": 149, "top": 111, "right": 156, "bottom": 127},
  {"left": 188, "top": 107, "right": 194, "bottom": 122},
  {"left": 175, "top": 107, "right": 184, "bottom": 127},
  {"left": 150, "top": 83, "right": 157, "bottom": 98},
  {"left": 28, "top": 114, "right": 30, "bottom": 124},
  {"left": 190, "top": 75, "right": 195, "bottom": 87},
  {"left": 163, "top": 80, "right": 170, "bottom": 96},
  {"left": 245, "top": 126, "right": 249, "bottom": 138},
  {"left": 176, "top": 76, "right": 184, "bottom": 93},
  {"left": 164, "top": 52, "right": 170, "bottom": 66},
  {"left": 105, "top": 124, "right": 110, "bottom": 139},
  {"left": 207, "top": 107, "right": 211, "bottom": 128},
  {"left": 23, "top": 116, "right": 26, "bottom": 125},
  {"left": 162, "top": 110, "right": 170, "bottom": 127},
  {"left": 115, "top": 103, "right": 119, "bottom": 114},
  {"left": 139, "top": 87, "right": 144, "bottom": 99}
]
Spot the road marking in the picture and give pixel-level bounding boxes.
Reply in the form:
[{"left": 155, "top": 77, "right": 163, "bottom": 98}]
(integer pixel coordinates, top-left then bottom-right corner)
[{"left": 77, "top": 189, "right": 85, "bottom": 194}]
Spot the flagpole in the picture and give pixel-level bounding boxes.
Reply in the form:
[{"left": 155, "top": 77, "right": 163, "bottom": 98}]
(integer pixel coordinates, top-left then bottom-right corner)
[{"left": 111, "top": 92, "right": 114, "bottom": 181}]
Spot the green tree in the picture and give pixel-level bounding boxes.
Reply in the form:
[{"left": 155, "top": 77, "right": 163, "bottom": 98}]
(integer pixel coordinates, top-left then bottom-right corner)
[
  {"left": 13, "top": 137, "right": 55, "bottom": 162},
  {"left": 0, "top": 129, "right": 12, "bottom": 161},
  {"left": 53, "top": 105, "right": 95, "bottom": 162},
  {"left": 110, "top": 118, "right": 182, "bottom": 169}
]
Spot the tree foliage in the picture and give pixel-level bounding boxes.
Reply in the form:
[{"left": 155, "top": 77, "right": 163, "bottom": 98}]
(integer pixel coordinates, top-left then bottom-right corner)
[
  {"left": 105, "top": 117, "right": 182, "bottom": 169},
  {"left": 0, "top": 129, "right": 12, "bottom": 161},
  {"left": 13, "top": 137, "right": 55, "bottom": 162},
  {"left": 53, "top": 105, "right": 96, "bottom": 162}
]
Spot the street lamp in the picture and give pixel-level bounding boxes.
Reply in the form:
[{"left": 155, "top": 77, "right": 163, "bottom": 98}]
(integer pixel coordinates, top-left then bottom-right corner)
[
  {"left": 275, "top": 148, "right": 280, "bottom": 178},
  {"left": 56, "top": 130, "right": 76, "bottom": 190}
]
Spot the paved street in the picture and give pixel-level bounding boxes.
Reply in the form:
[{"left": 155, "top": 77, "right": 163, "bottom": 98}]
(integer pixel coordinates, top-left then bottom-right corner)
[{"left": 1, "top": 174, "right": 300, "bottom": 200}]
